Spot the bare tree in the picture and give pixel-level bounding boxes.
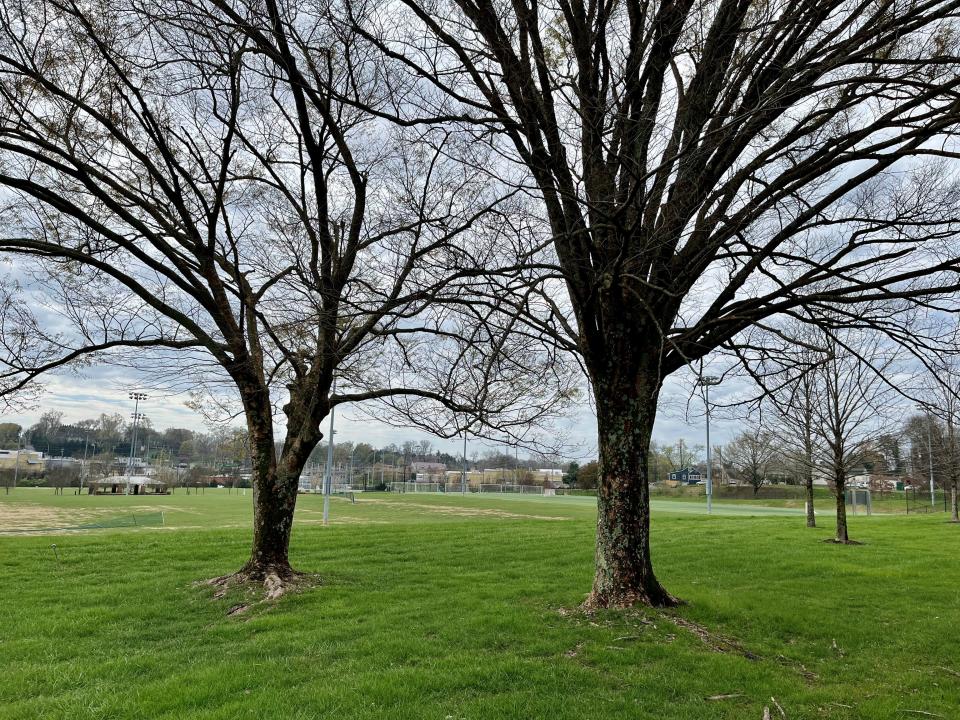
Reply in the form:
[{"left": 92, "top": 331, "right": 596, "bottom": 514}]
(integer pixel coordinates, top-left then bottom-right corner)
[
  {"left": 724, "top": 429, "right": 776, "bottom": 496},
  {"left": 917, "top": 359, "right": 960, "bottom": 521},
  {"left": 809, "top": 331, "right": 896, "bottom": 543},
  {"left": 0, "top": 1, "right": 570, "bottom": 586},
  {"left": 762, "top": 324, "right": 826, "bottom": 528},
  {"left": 350, "top": 0, "right": 960, "bottom": 606},
  {"left": 46, "top": 465, "right": 79, "bottom": 495}
]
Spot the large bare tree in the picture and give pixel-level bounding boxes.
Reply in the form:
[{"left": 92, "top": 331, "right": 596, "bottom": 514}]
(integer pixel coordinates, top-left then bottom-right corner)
[
  {"left": 350, "top": 0, "right": 960, "bottom": 605},
  {"left": 0, "top": 0, "right": 570, "bottom": 586}
]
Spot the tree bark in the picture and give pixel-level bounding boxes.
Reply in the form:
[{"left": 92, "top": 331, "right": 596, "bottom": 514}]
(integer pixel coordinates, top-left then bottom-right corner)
[
  {"left": 805, "top": 462, "right": 816, "bottom": 528},
  {"left": 241, "top": 440, "right": 302, "bottom": 580},
  {"left": 586, "top": 377, "right": 678, "bottom": 609},
  {"left": 834, "top": 474, "right": 849, "bottom": 543},
  {"left": 235, "top": 387, "right": 315, "bottom": 581},
  {"left": 948, "top": 421, "right": 959, "bottom": 523},
  {"left": 951, "top": 479, "right": 958, "bottom": 523}
]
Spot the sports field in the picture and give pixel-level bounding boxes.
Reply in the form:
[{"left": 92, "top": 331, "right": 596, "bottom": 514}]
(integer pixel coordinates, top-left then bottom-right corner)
[{"left": 1, "top": 488, "right": 958, "bottom": 719}]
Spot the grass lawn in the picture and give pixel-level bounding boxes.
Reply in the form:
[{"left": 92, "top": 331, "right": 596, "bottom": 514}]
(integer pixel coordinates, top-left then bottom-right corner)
[{"left": 1, "top": 488, "right": 958, "bottom": 719}]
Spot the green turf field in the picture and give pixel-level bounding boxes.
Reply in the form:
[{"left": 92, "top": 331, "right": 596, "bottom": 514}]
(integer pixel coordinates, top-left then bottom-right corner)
[{"left": 1, "top": 488, "right": 958, "bottom": 719}]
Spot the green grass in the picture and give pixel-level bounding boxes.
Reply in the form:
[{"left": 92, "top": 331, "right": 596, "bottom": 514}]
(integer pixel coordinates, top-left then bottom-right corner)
[{"left": 1, "top": 488, "right": 959, "bottom": 719}]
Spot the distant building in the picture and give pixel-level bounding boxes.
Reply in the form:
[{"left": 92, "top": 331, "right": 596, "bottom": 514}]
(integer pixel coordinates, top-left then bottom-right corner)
[
  {"left": 88, "top": 475, "right": 169, "bottom": 495},
  {"left": 113, "top": 456, "right": 149, "bottom": 474},
  {"left": 533, "top": 468, "right": 563, "bottom": 483},
  {"left": 45, "top": 456, "right": 82, "bottom": 470},
  {"left": 667, "top": 467, "right": 703, "bottom": 484},
  {"left": 410, "top": 461, "right": 447, "bottom": 483},
  {"left": 0, "top": 448, "right": 45, "bottom": 473}
]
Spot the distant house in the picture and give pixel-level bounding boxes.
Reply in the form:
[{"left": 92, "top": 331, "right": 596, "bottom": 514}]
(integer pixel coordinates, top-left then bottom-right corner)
[
  {"left": 667, "top": 467, "right": 703, "bottom": 484},
  {"left": 0, "top": 448, "right": 45, "bottom": 473}
]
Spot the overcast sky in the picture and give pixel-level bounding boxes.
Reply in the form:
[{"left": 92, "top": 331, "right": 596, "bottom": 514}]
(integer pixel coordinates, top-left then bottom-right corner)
[{"left": 0, "top": 361, "right": 750, "bottom": 460}]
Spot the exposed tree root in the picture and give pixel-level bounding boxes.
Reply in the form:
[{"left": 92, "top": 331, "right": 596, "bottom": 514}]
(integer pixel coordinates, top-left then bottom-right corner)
[
  {"left": 823, "top": 538, "right": 864, "bottom": 545},
  {"left": 667, "top": 614, "right": 760, "bottom": 660},
  {"left": 200, "top": 565, "right": 321, "bottom": 610},
  {"left": 581, "top": 586, "right": 682, "bottom": 611},
  {"left": 559, "top": 602, "right": 817, "bottom": 687}
]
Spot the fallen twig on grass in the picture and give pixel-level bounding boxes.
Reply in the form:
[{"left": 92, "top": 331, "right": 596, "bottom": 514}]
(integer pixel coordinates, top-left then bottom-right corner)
[
  {"left": 771, "top": 696, "right": 787, "bottom": 718},
  {"left": 705, "top": 693, "right": 743, "bottom": 701},
  {"left": 898, "top": 711, "right": 944, "bottom": 718},
  {"left": 775, "top": 654, "right": 819, "bottom": 683},
  {"left": 936, "top": 666, "right": 960, "bottom": 678}
]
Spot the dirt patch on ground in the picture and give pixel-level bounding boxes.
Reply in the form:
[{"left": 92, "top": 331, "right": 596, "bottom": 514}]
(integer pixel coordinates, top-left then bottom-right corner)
[
  {"left": 360, "top": 499, "right": 568, "bottom": 521},
  {"left": 0, "top": 503, "right": 177, "bottom": 534},
  {"left": 0, "top": 504, "right": 101, "bottom": 533},
  {"left": 295, "top": 511, "right": 391, "bottom": 525}
]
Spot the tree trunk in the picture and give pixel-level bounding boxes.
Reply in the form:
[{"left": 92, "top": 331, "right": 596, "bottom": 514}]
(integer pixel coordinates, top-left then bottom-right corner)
[
  {"left": 586, "top": 379, "right": 678, "bottom": 609},
  {"left": 805, "top": 465, "right": 816, "bottom": 528},
  {"left": 834, "top": 475, "right": 849, "bottom": 543},
  {"left": 236, "top": 391, "right": 314, "bottom": 581},
  {"left": 241, "top": 442, "right": 302, "bottom": 580},
  {"left": 951, "top": 479, "right": 958, "bottom": 523}
]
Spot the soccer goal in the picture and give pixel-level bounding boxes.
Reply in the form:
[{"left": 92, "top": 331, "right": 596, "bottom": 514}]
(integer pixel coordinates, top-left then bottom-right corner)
[{"left": 845, "top": 488, "right": 872, "bottom": 516}]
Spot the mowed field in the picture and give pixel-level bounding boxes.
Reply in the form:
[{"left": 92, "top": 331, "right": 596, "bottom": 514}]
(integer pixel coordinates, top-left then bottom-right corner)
[{"left": 1, "top": 489, "right": 958, "bottom": 719}]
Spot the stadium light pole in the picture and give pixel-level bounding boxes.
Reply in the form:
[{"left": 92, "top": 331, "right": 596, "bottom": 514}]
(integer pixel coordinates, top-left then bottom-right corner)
[
  {"left": 917, "top": 404, "right": 936, "bottom": 508},
  {"left": 323, "top": 377, "right": 336, "bottom": 525},
  {"left": 127, "top": 392, "right": 147, "bottom": 493},
  {"left": 698, "top": 376, "right": 721, "bottom": 515}
]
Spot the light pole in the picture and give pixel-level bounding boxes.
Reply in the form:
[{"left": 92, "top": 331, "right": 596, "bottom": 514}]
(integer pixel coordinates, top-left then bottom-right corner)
[
  {"left": 127, "top": 392, "right": 147, "bottom": 493},
  {"left": 917, "top": 404, "right": 936, "bottom": 508},
  {"left": 323, "top": 377, "right": 336, "bottom": 525},
  {"left": 12, "top": 429, "right": 21, "bottom": 494},
  {"left": 79, "top": 429, "right": 90, "bottom": 495},
  {"left": 698, "top": 376, "right": 721, "bottom": 514},
  {"left": 462, "top": 430, "right": 468, "bottom": 494},
  {"left": 348, "top": 444, "right": 356, "bottom": 487}
]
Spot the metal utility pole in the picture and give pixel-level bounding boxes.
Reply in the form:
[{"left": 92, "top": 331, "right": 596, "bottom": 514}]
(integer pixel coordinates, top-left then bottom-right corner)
[
  {"left": 698, "top": 376, "right": 721, "bottom": 514},
  {"left": 462, "top": 431, "right": 468, "bottom": 494},
  {"left": 12, "top": 430, "right": 21, "bottom": 493},
  {"left": 79, "top": 430, "right": 90, "bottom": 494},
  {"left": 917, "top": 404, "right": 936, "bottom": 508},
  {"left": 127, "top": 392, "right": 147, "bottom": 493},
  {"left": 515, "top": 445, "right": 519, "bottom": 485},
  {"left": 323, "top": 377, "right": 336, "bottom": 525}
]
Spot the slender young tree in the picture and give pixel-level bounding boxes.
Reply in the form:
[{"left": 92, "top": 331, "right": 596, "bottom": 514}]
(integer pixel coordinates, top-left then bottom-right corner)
[
  {"left": 0, "top": 0, "right": 570, "bottom": 586},
  {"left": 761, "top": 324, "right": 826, "bottom": 528},
  {"left": 724, "top": 429, "right": 776, "bottom": 496},
  {"left": 781, "top": 373, "right": 820, "bottom": 528},
  {"left": 918, "top": 358, "right": 960, "bottom": 521},
  {"left": 352, "top": 0, "right": 960, "bottom": 604},
  {"left": 809, "top": 331, "right": 896, "bottom": 543}
]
